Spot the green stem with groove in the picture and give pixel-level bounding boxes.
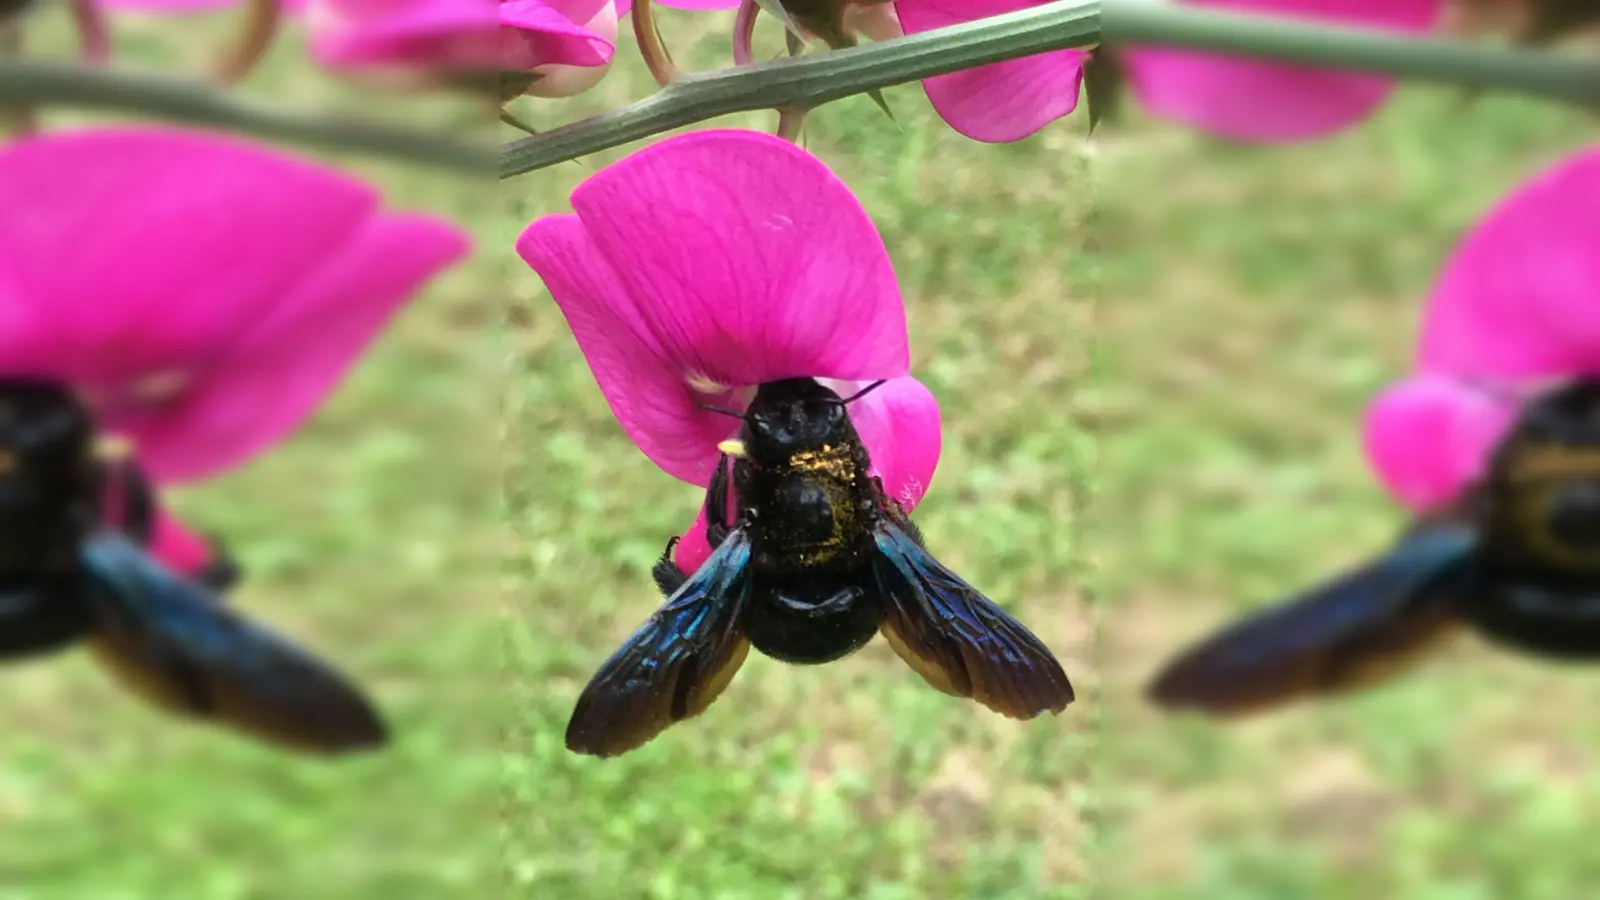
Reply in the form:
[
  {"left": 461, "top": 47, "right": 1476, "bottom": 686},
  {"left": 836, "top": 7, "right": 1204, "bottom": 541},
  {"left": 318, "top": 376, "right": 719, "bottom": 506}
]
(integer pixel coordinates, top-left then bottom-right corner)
[
  {"left": 500, "top": 0, "right": 1102, "bottom": 178},
  {"left": 503, "top": 0, "right": 1600, "bottom": 180},
  {"left": 0, "top": 58, "right": 495, "bottom": 172}
]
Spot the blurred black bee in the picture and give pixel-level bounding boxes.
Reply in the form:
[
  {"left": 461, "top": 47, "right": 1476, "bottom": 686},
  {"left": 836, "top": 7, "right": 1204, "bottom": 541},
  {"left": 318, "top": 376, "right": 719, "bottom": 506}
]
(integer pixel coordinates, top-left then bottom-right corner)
[
  {"left": 1148, "top": 377, "right": 1600, "bottom": 716},
  {"left": 566, "top": 377, "right": 1074, "bottom": 758},
  {"left": 0, "top": 378, "right": 385, "bottom": 754}
]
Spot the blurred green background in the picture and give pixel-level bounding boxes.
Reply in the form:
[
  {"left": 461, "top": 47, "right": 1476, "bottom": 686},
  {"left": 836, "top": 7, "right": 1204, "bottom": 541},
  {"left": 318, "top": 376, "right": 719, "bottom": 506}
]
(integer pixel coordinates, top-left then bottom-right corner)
[
  {"left": 1092, "top": 81, "right": 1598, "bottom": 900},
  {"left": 2, "top": 3, "right": 1595, "bottom": 898}
]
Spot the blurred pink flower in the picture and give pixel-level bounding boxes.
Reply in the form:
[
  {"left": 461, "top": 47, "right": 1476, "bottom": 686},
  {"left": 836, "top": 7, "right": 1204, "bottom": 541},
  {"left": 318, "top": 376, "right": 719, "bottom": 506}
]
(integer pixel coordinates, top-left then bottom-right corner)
[
  {"left": 94, "top": 0, "right": 305, "bottom": 12},
  {"left": 1123, "top": 0, "right": 1445, "bottom": 142},
  {"left": 305, "top": 0, "right": 500, "bottom": 73},
  {"left": 0, "top": 126, "right": 469, "bottom": 570},
  {"left": 515, "top": 129, "right": 943, "bottom": 573},
  {"left": 1363, "top": 148, "right": 1600, "bottom": 511},
  {"left": 501, "top": 0, "right": 631, "bottom": 97},
  {"left": 895, "top": 0, "right": 1087, "bottom": 143}
]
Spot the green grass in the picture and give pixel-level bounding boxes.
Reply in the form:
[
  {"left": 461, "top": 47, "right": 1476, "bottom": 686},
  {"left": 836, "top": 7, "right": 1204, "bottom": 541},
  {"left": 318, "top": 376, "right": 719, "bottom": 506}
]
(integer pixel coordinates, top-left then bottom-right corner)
[{"left": 5, "top": 5, "right": 1596, "bottom": 897}]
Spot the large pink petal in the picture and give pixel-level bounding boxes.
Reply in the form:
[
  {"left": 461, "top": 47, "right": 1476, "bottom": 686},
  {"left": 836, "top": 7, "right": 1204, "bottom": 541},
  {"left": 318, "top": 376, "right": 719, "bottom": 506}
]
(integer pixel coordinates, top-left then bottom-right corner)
[
  {"left": 517, "top": 216, "right": 748, "bottom": 486},
  {"left": 1362, "top": 373, "right": 1517, "bottom": 512},
  {"left": 500, "top": 0, "right": 614, "bottom": 70},
  {"left": 1122, "top": 0, "right": 1443, "bottom": 142},
  {"left": 122, "top": 215, "right": 469, "bottom": 483},
  {"left": 0, "top": 128, "right": 377, "bottom": 386},
  {"left": 896, "top": 0, "right": 1087, "bottom": 143},
  {"left": 308, "top": 0, "right": 501, "bottom": 70},
  {"left": 518, "top": 130, "right": 909, "bottom": 484},
  {"left": 1416, "top": 148, "right": 1600, "bottom": 380},
  {"left": 568, "top": 129, "right": 909, "bottom": 387},
  {"left": 673, "top": 377, "right": 942, "bottom": 573},
  {"left": 835, "top": 375, "right": 942, "bottom": 511}
]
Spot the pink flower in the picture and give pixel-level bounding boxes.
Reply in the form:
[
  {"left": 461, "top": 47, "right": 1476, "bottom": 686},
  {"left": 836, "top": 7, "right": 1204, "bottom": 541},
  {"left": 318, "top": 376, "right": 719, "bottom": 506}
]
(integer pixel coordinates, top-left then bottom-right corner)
[
  {"left": 501, "top": 0, "right": 631, "bottom": 98},
  {"left": 0, "top": 127, "right": 469, "bottom": 569},
  {"left": 305, "top": 0, "right": 501, "bottom": 73},
  {"left": 94, "top": 0, "right": 305, "bottom": 12},
  {"left": 1122, "top": 0, "right": 1446, "bottom": 142},
  {"left": 515, "top": 129, "right": 944, "bottom": 573},
  {"left": 895, "top": 0, "right": 1087, "bottom": 143},
  {"left": 1363, "top": 148, "right": 1600, "bottom": 511}
]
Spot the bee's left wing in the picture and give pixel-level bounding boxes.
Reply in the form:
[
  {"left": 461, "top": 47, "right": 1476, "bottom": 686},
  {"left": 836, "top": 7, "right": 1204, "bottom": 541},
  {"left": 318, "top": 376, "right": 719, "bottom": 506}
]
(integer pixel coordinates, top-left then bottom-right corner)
[
  {"left": 1145, "top": 519, "right": 1477, "bottom": 716},
  {"left": 78, "top": 532, "right": 387, "bottom": 754},
  {"left": 870, "top": 517, "right": 1075, "bottom": 720}
]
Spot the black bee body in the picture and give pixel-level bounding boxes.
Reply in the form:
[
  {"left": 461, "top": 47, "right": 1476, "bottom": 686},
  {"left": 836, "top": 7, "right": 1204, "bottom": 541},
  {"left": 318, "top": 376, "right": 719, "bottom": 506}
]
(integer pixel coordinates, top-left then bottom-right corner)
[
  {"left": 1148, "top": 377, "right": 1600, "bottom": 716},
  {"left": 1459, "top": 379, "right": 1600, "bottom": 657},
  {"left": 0, "top": 380, "right": 100, "bottom": 658},
  {"left": 731, "top": 389, "right": 882, "bottom": 665},
  {"left": 569, "top": 377, "right": 1074, "bottom": 758},
  {"left": 0, "top": 377, "right": 385, "bottom": 754}
]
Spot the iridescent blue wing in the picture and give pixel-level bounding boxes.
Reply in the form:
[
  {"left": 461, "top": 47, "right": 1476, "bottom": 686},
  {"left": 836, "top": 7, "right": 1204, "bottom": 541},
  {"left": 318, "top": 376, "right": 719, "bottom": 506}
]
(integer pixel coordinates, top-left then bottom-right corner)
[
  {"left": 566, "top": 528, "right": 754, "bottom": 758},
  {"left": 1147, "top": 521, "right": 1478, "bottom": 715},
  {"left": 79, "top": 532, "right": 386, "bottom": 754},
  {"left": 870, "top": 517, "right": 1074, "bottom": 720}
]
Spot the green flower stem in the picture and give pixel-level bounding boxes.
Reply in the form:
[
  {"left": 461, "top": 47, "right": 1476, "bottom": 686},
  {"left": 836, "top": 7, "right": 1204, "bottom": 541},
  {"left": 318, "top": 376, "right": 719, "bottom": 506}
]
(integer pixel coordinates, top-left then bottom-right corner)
[
  {"left": 504, "top": 0, "right": 1600, "bottom": 180},
  {"left": 0, "top": 58, "right": 495, "bottom": 172},
  {"left": 499, "top": 0, "right": 1103, "bottom": 178},
  {"left": 1108, "top": 0, "right": 1600, "bottom": 109}
]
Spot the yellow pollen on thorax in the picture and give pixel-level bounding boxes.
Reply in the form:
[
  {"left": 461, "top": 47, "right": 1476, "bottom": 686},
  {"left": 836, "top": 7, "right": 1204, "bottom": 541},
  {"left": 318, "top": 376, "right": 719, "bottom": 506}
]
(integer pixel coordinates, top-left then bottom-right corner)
[
  {"left": 1502, "top": 443, "right": 1600, "bottom": 485},
  {"left": 787, "top": 444, "right": 855, "bottom": 483}
]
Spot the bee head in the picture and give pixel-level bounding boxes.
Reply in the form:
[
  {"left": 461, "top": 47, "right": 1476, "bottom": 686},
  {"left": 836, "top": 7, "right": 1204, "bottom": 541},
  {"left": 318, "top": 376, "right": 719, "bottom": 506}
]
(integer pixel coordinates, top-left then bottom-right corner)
[
  {"left": 700, "top": 378, "right": 887, "bottom": 464},
  {"left": 1485, "top": 378, "right": 1600, "bottom": 570}
]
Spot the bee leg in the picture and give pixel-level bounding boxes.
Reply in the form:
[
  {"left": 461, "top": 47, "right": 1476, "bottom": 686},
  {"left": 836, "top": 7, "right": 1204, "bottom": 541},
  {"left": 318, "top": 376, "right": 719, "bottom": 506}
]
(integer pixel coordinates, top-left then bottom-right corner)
[
  {"left": 97, "top": 448, "right": 156, "bottom": 546},
  {"left": 705, "top": 455, "right": 734, "bottom": 549},
  {"left": 650, "top": 537, "right": 690, "bottom": 597},
  {"left": 193, "top": 531, "right": 244, "bottom": 596}
]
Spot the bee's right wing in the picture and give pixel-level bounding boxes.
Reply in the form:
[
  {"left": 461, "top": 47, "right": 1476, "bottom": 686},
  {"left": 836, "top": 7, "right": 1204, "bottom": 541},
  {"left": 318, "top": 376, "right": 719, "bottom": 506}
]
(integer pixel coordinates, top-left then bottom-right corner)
[
  {"left": 1146, "top": 520, "right": 1478, "bottom": 716},
  {"left": 870, "top": 515, "right": 1074, "bottom": 720},
  {"left": 565, "top": 528, "right": 755, "bottom": 758}
]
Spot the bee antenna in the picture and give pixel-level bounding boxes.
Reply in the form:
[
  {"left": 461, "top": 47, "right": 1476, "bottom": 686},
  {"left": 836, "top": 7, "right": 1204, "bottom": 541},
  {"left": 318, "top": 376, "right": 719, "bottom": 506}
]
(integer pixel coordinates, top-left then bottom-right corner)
[
  {"left": 838, "top": 379, "right": 890, "bottom": 406},
  {"left": 697, "top": 402, "right": 748, "bottom": 420}
]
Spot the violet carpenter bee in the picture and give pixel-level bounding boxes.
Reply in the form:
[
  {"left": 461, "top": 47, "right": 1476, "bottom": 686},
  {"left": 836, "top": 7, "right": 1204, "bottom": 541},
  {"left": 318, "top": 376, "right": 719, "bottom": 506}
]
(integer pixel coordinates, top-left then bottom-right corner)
[
  {"left": 1148, "top": 377, "right": 1600, "bottom": 716},
  {"left": 566, "top": 377, "right": 1074, "bottom": 758},
  {"left": 0, "top": 378, "right": 385, "bottom": 754}
]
